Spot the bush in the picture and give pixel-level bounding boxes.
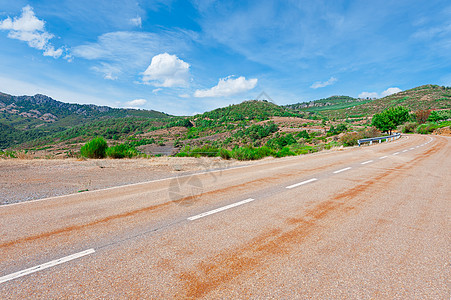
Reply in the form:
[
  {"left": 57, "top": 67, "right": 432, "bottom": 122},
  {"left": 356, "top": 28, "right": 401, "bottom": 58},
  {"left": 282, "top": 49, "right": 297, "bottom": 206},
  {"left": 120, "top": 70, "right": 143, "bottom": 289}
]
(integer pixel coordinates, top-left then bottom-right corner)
[
  {"left": 231, "top": 146, "right": 274, "bottom": 160},
  {"left": 416, "top": 123, "right": 439, "bottom": 134},
  {"left": 415, "top": 110, "right": 431, "bottom": 124},
  {"left": 219, "top": 148, "right": 232, "bottom": 159},
  {"left": 401, "top": 122, "right": 418, "bottom": 133},
  {"left": 340, "top": 132, "right": 360, "bottom": 146},
  {"left": 266, "top": 133, "right": 297, "bottom": 149},
  {"left": 296, "top": 130, "right": 310, "bottom": 139},
  {"left": 274, "top": 147, "right": 295, "bottom": 158},
  {"left": 80, "top": 137, "right": 108, "bottom": 158},
  {"left": 189, "top": 145, "right": 219, "bottom": 157},
  {"left": 106, "top": 143, "right": 138, "bottom": 158},
  {"left": 428, "top": 109, "right": 451, "bottom": 122},
  {"left": 340, "top": 127, "right": 381, "bottom": 146}
]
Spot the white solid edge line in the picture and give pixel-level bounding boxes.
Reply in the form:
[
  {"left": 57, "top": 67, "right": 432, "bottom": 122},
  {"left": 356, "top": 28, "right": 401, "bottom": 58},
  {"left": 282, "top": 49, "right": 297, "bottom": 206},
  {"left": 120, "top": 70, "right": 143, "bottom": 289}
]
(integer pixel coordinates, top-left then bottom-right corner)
[
  {"left": 286, "top": 178, "right": 318, "bottom": 189},
  {"left": 361, "top": 160, "right": 373, "bottom": 165},
  {"left": 333, "top": 167, "right": 352, "bottom": 174},
  {"left": 0, "top": 249, "right": 95, "bottom": 284},
  {"left": 0, "top": 163, "right": 256, "bottom": 208},
  {"left": 188, "top": 198, "right": 255, "bottom": 221},
  {"left": 379, "top": 156, "right": 388, "bottom": 159}
]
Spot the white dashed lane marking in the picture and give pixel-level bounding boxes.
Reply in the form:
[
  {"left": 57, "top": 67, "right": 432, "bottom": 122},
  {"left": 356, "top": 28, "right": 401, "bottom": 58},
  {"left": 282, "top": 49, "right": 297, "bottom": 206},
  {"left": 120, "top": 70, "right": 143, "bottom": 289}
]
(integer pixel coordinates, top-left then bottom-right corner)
[
  {"left": 0, "top": 249, "right": 95, "bottom": 284},
  {"left": 286, "top": 178, "right": 318, "bottom": 189},
  {"left": 333, "top": 167, "right": 352, "bottom": 174},
  {"left": 188, "top": 198, "right": 255, "bottom": 221}
]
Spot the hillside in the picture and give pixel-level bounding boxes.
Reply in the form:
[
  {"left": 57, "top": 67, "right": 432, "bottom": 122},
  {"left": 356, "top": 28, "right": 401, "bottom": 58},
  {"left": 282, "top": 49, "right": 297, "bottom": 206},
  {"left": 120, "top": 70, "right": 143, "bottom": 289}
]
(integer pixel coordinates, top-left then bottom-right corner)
[
  {"left": 2, "top": 84, "right": 450, "bottom": 158},
  {"left": 285, "top": 96, "right": 372, "bottom": 113},
  {"left": 311, "top": 85, "right": 451, "bottom": 119},
  {"left": 0, "top": 92, "right": 170, "bottom": 148},
  {"left": 197, "top": 100, "right": 297, "bottom": 121}
]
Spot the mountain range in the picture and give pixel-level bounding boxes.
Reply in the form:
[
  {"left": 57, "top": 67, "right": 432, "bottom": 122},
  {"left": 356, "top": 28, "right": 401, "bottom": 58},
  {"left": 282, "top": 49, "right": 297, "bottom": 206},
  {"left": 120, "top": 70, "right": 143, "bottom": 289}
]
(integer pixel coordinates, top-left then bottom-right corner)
[{"left": 1, "top": 84, "right": 450, "bottom": 150}]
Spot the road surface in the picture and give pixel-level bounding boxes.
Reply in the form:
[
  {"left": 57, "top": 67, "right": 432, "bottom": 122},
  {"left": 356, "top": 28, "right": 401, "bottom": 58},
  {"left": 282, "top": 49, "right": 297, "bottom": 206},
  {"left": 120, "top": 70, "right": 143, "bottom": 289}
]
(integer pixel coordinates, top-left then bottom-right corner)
[{"left": 1, "top": 134, "right": 450, "bottom": 298}]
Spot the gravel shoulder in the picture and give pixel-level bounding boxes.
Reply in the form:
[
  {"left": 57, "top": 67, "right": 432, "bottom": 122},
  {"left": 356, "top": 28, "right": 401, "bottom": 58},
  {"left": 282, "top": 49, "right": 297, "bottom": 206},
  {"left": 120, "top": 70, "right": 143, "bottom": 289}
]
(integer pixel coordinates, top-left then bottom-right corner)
[{"left": 0, "top": 157, "right": 258, "bottom": 205}]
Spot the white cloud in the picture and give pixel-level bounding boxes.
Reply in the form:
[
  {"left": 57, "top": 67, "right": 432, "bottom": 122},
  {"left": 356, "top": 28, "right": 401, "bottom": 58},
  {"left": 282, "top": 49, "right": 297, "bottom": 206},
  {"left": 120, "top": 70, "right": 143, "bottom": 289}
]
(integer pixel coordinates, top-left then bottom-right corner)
[
  {"left": 152, "top": 88, "right": 163, "bottom": 94},
  {"left": 125, "top": 99, "right": 147, "bottom": 108},
  {"left": 310, "top": 77, "right": 338, "bottom": 89},
  {"left": 71, "top": 30, "right": 196, "bottom": 80},
  {"left": 358, "top": 92, "right": 378, "bottom": 99},
  {"left": 142, "top": 53, "right": 190, "bottom": 87},
  {"left": 381, "top": 87, "right": 402, "bottom": 97},
  {"left": 130, "top": 16, "right": 142, "bottom": 28},
  {"left": 179, "top": 93, "right": 190, "bottom": 98},
  {"left": 91, "top": 63, "right": 121, "bottom": 80},
  {"left": 43, "top": 46, "right": 63, "bottom": 58},
  {"left": 358, "top": 87, "right": 402, "bottom": 99},
  {"left": 0, "top": 5, "right": 63, "bottom": 58},
  {"left": 194, "top": 76, "right": 258, "bottom": 98}
]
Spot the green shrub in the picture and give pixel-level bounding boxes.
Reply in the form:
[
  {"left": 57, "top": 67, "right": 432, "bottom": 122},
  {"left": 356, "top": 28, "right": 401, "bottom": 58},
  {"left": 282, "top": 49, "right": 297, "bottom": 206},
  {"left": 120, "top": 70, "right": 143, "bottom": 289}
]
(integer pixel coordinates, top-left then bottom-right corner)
[
  {"left": 296, "top": 130, "right": 310, "bottom": 139},
  {"left": 416, "top": 123, "right": 439, "bottom": 134},
  {"left": 80, "top": 137, "right": 108, "bottom": 158},
  {"left": 189, "top": 145, "right": 219, "bottom": 157},
  {"left": 219, "top": 148, "right": 232, "bottom": 160},
  {"left": 106, "top": 143, "right": 137, "bottom": 158},
  {"left": 401, "top": 122, "right": 418, "bottom": 133},
  {"left": 340, "top": 132, "right": 360, "bottom": 146},
  {"left": 0, "top": 150, "right": 17, "bottom": 158},
  {"left": 266, "top": 133, "right": 297, "bottom": 149},
  {"left": 231, "top": 146, "right": 274, "bottom": 160},
  {"left": 274, "top": 147, "right": 295, "bottom": 158},
  {"left": 428, "top": 109, "right": 451, "bottom": 122},
  {"left": 175, "top": 152, "right": 189, "bottom": 157}
]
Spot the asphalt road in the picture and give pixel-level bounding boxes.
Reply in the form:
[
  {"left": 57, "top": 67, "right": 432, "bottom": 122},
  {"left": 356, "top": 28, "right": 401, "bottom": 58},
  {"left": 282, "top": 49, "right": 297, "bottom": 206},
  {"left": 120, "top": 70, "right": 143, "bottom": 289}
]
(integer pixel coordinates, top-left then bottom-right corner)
[{"left": 1, "top": 134, "right": 450, "bottom": 299}]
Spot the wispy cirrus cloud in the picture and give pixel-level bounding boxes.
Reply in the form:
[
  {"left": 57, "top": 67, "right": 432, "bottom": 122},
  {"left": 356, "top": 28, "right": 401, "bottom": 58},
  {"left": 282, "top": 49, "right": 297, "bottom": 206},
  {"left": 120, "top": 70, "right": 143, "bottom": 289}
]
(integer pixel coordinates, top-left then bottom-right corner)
[
  {"left": 0, "top": 5, "right": 64, "bottom": 58},
  {"left": 130, "top": 16, "right": 142, "bottom": 28},
  {"left": 91, "top": 62, "right": 121, "bottom": 80},
  {"left": 310, "top": 77, "right": 338, "bottom": 89},
  {"left": 72, "top": 30, "right": 195, "bottom": 80}
]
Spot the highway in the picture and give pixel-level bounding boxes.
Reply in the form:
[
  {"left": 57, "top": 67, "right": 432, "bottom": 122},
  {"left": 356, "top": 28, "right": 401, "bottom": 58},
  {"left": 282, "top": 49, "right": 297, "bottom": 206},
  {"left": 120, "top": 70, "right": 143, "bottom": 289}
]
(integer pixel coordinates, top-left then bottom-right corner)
[{"left": 1, "top": 134, "right": 450, "bottom": 298}]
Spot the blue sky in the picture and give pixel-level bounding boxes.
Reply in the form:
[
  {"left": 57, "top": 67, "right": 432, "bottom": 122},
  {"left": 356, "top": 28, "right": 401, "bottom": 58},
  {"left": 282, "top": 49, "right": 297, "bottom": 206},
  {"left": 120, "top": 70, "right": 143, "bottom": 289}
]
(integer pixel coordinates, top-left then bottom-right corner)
[{"left": 0, "top": 0, "right": 450, "bottom": 115}]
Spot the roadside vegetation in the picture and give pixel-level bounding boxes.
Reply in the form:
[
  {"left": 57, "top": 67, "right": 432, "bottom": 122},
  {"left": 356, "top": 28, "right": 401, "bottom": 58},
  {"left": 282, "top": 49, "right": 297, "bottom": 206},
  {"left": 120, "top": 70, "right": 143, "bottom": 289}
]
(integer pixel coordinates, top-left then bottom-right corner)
[{"left": 2, "top": 85, "right": 450, "bottom": 160}]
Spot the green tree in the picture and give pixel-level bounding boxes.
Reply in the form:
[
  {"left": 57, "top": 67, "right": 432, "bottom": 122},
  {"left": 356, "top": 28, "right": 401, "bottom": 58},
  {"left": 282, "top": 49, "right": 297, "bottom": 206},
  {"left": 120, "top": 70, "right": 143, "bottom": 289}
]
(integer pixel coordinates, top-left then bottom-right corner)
[{"left": 372, "top": 106, "right": 410, "bottom": 135}]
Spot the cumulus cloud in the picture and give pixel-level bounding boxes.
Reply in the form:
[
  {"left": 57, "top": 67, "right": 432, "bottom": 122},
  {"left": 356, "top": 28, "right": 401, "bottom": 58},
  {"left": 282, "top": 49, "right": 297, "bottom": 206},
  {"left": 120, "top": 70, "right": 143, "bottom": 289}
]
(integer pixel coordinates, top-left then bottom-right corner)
[
  {"left": 358, "top": 92, "right": 378, "bottom": 99},
  {"left": 194, "top": 76, "right": 258, "bottom": 98},
  {"left": 125, "top": 99, "right": 147, "bottom": 108},
  {"left": 0, "top": 5, "right": 64, "bottom": 58},
  {"left": 381, "top": 87, "right": 402, "bottom": 97},
  {"left": 310, "top": 77, "right": 338, "bottom": 89},
  {"left": 142, "top": 53, "right": 190, "bottom": 87},
  {"left": 358, "top": 87, "right": 402, "bottom": 99}
]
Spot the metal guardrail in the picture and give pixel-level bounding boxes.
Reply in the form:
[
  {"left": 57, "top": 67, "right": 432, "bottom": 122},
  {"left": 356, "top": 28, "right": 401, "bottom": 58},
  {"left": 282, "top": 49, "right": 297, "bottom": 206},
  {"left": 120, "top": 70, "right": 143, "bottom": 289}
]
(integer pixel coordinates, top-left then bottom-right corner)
[{"left": 358, "top": 133, "right": 401, "bottom": 146}]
